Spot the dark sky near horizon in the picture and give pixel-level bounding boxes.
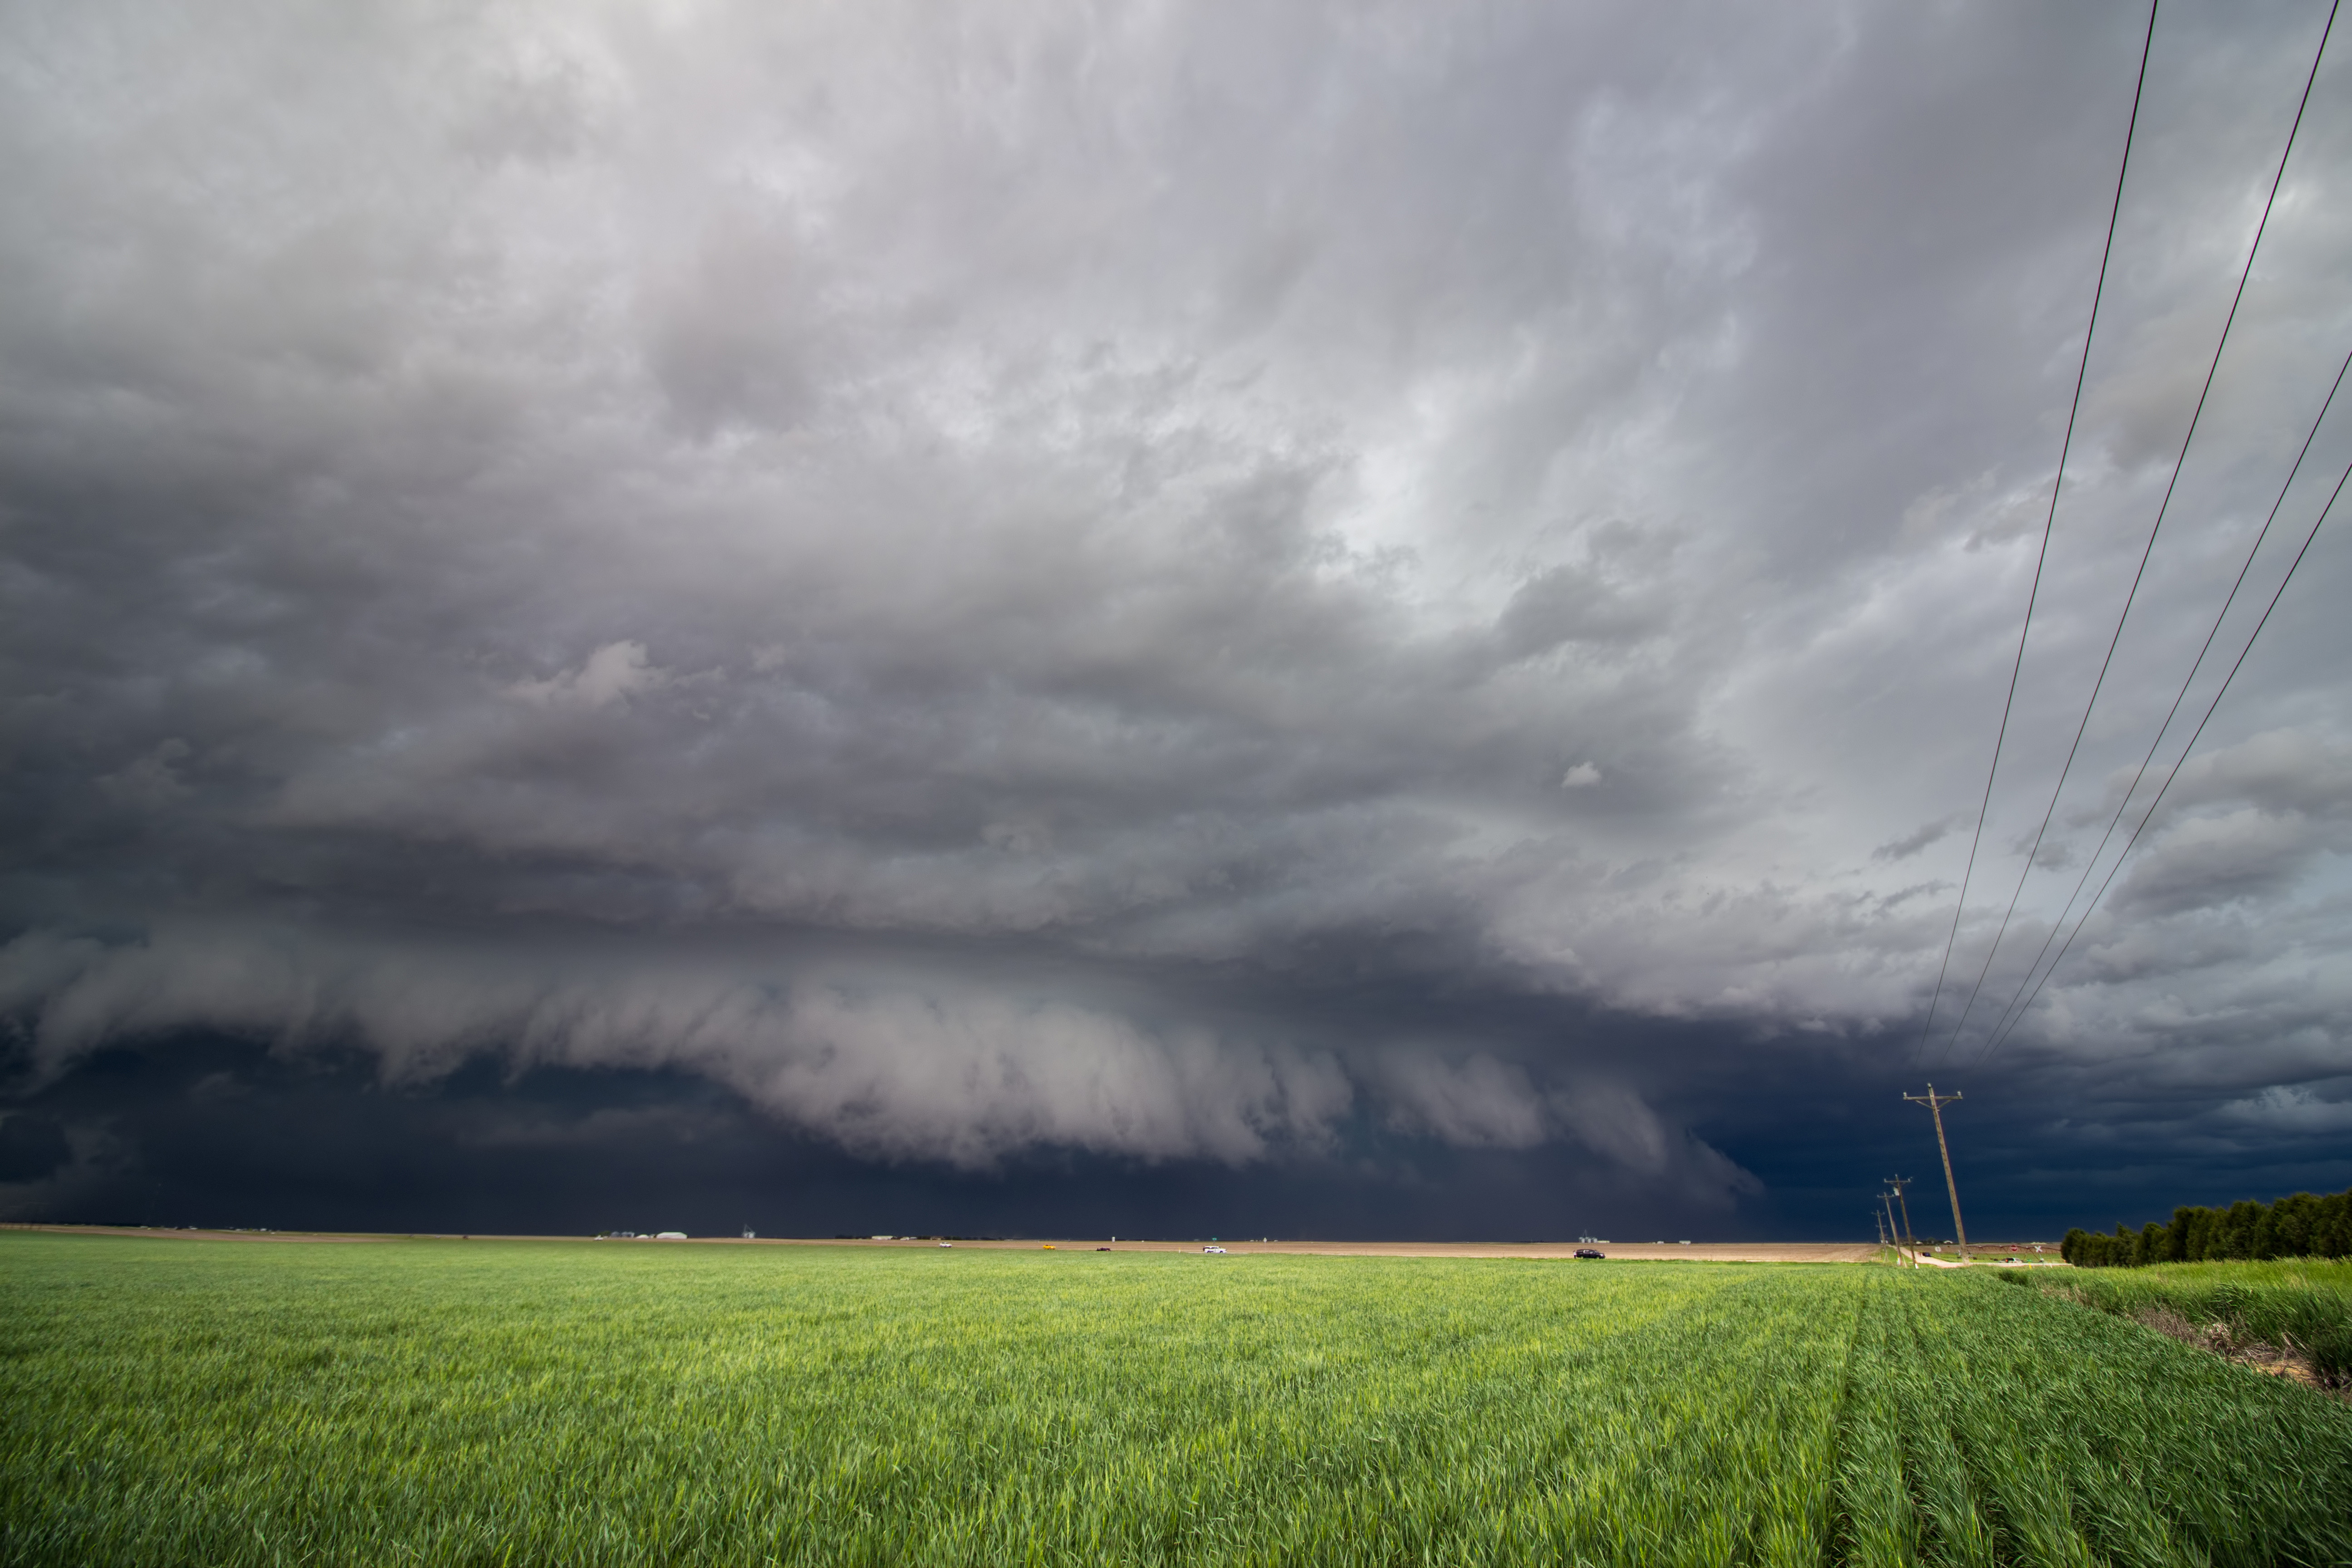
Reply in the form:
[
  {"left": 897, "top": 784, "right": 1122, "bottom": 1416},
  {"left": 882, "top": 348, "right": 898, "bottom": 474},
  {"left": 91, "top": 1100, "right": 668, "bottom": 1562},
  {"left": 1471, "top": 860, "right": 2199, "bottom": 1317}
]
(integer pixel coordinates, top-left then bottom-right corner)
[{"left": 5, "top": 0, "right": 2351, "bottom": 1241}]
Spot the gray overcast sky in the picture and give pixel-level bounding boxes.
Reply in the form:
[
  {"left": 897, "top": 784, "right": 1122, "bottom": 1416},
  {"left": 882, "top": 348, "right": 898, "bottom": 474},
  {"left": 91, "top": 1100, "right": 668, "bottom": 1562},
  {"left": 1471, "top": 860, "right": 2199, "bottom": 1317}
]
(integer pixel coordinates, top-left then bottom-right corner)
[{"left": 3, "top": 0, "right": 2349, "bottom": 1236}]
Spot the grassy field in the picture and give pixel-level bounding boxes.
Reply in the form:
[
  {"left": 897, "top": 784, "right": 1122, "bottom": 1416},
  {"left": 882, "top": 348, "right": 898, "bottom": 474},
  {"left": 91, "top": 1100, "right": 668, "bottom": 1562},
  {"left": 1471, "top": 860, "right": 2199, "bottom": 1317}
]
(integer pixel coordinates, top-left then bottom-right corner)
[
  {"left": 2003, "top": 1257, "right": 2352, "bottom": 1382},
  {"left": 4, "top": 1235, "right": 2350, "bottom": 1566}
]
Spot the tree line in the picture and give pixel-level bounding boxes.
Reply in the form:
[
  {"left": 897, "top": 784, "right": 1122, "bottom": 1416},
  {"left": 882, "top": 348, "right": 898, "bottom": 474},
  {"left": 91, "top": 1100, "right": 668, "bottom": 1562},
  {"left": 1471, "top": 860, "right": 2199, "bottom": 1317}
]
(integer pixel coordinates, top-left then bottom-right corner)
[{"left": 2061, "top": 1186, "right": 2352, "bottom": 1267}]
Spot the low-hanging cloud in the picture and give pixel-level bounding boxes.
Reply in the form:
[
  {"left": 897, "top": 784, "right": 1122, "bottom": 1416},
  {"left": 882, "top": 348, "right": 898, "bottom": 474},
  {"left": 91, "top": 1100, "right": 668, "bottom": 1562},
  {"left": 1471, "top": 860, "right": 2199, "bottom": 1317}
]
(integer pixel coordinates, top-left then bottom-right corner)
[
  {"left": 0, "top": 925, "right": 1355, "bottom": 1169},
  {"left": 0, "top": 921, "right": 1757, "bottom": 1188}
]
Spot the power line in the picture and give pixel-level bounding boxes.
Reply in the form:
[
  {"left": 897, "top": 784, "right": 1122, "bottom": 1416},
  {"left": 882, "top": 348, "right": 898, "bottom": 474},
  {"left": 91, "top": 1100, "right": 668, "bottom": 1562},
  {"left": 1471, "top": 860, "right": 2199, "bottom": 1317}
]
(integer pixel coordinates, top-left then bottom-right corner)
[
  {"left": 1974, "top": 446, "right": 2352, "bottom": 1068},
  {"left": 1911, "top": 0, "right": 2159, "bottom": 1065},
  {"left": 1931, "top": 0, "right": 2339, "bottom": 1067},
  {"left": 1968, "top": 339, "right": 2352, "bottom": 1062}
]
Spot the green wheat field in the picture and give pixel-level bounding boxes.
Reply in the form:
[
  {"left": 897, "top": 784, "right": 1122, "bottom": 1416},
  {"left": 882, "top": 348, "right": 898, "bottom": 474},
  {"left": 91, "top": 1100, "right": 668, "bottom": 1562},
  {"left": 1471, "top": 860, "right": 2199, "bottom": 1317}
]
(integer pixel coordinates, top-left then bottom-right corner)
[{"left": 4, "top": 1233, "right": 2349, "bottom": 1566}]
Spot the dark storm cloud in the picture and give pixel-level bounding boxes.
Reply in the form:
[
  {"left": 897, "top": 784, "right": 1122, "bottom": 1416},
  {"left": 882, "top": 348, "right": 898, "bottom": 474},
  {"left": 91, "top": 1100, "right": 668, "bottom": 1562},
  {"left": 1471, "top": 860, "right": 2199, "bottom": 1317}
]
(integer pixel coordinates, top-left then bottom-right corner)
[
  {"left": 4, "top": 1, "right": 2351, "bottom": 1230},
  {"left": 0, "top": 1032, "right": 1778, "bottom": 1240}
]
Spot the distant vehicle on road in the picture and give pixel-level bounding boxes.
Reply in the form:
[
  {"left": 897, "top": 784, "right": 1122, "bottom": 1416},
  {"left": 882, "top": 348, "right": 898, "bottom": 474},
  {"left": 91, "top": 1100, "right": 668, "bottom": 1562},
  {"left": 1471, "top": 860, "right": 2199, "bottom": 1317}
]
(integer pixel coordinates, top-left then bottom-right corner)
[
  {"left": 1573, "top": 1248, "right": 1605, "bottom": 1259},
  {"left": 1201, "top": 1246, "right": 1227, "bottom": 1254}
]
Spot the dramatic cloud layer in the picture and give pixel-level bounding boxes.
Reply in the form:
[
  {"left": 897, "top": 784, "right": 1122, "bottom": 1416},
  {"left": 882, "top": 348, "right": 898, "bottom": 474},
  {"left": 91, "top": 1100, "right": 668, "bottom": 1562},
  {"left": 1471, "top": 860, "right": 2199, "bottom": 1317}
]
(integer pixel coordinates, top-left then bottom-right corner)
[{"left": 3, "top": 0, "right": 2348, "bottom": 1231}]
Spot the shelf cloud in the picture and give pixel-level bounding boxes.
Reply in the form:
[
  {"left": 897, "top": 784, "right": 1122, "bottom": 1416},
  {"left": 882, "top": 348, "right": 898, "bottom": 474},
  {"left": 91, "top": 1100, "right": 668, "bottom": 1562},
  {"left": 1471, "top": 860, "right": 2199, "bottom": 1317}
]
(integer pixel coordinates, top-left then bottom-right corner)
[{"left": 3, "top": 0, "right": 2348, "bottom": 1231}]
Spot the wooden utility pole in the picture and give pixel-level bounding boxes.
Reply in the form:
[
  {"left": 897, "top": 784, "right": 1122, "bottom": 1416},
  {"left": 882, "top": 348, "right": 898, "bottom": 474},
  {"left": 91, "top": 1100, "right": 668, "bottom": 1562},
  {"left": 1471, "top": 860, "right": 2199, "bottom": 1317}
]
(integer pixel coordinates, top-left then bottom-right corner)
[
  {"left": 1873, "top": 1200, "right": 1888, "bottom": 1249},
  {"left": 1886, "top": 1176, "right": 1917, "bottom": 1265},
  {"left": 1904, "top": 1085, "right": 1969, "bottom": 1261}
]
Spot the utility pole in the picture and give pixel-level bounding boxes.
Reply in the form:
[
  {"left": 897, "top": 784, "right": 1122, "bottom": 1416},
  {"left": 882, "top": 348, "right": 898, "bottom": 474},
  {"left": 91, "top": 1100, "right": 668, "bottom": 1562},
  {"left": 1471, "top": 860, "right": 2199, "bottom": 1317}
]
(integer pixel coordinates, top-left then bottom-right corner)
[
  {"left": 1873, "top": 1200, "right": 1888, "bottom": 1249},
  {"left": 1887, "top": 1176, "right": 1918, "bottom": 1265},
  {"left": 1903, "top": 1084, "right": 1969, "bottom": 1261}
]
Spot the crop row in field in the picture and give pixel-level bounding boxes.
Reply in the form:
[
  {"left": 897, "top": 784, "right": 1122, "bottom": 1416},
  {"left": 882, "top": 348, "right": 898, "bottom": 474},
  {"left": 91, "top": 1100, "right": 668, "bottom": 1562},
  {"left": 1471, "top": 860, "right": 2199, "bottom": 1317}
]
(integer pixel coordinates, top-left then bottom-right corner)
[{"left": 3, "top": 1235, "right": 2349, "bottom": 1565}]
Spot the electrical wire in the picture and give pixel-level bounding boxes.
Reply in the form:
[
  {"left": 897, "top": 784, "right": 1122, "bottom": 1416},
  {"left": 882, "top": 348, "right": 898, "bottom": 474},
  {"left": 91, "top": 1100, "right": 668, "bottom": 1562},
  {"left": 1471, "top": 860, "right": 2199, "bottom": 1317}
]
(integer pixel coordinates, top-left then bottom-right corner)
[
  {"left": 1974, "top": 446, "right": 2352, "bottom": 1069},
  {"left": 1911, "top": 0, "right": 2158, "bottom": 1065},
  {"left": 1967, "top": 338, "right": 2352, "bottom": 1063},
  {"left": 1928, "top": 0, "right": 2338, "bottom": 1066}
]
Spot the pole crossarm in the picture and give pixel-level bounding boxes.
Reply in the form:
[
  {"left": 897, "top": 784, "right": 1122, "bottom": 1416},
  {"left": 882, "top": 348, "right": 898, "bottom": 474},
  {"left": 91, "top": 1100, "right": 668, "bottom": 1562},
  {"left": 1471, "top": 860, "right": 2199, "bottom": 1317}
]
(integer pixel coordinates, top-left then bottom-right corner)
[{"left": 1904, "top": 1086, "right": 1969, "bottom": 1260}]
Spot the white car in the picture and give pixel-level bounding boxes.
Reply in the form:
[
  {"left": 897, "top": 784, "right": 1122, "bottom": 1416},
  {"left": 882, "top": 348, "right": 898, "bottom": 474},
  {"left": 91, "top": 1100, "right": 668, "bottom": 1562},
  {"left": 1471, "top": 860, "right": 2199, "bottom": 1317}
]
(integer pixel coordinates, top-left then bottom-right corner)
[{"left": 1202, "top": 1246, "right": 1227, "bottom": 1254}]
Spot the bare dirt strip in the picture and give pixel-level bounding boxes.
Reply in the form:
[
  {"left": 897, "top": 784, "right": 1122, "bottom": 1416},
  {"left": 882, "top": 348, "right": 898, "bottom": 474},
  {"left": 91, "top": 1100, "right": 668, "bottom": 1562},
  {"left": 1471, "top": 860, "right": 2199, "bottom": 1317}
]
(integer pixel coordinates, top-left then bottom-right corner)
[
  {"left": 591, "top": 1236, "right": 1891, "bottom": 1262},
  {"left": 7, "top": 1226, "right": 1882, "bottom": 1259},
  {"left": 1, "top": 1224, "right": 387, "bottom": 1243},
  {"left": 8, "top": 1226, "right": 2080, "bottom": 1264},
  {"left": 826, "top": 1239, "right": 1885, "bottom": 1262}
]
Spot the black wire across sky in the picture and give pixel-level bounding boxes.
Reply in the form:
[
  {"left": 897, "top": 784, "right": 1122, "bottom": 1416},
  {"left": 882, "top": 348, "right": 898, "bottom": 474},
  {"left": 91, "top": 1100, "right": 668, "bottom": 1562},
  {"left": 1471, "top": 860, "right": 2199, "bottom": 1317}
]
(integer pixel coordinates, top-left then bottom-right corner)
[
  {"left": 1922, "top": 0, "right": 2347, "bottom": 1071},
  {"left": 1911, "top": 0, "right": 2156, "bottom": 1068}
]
